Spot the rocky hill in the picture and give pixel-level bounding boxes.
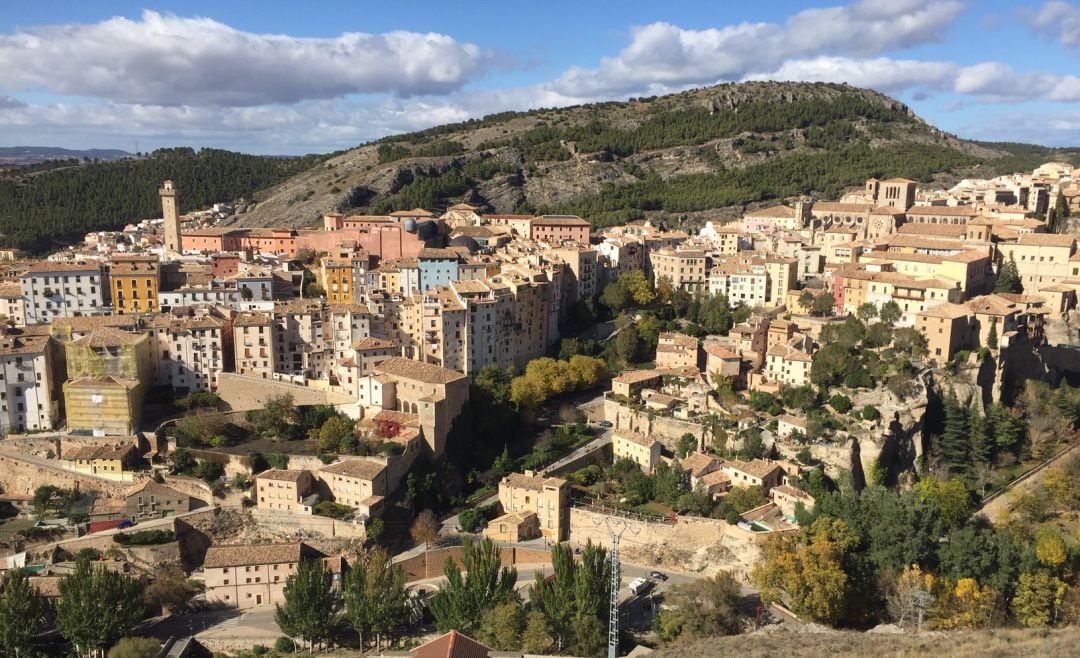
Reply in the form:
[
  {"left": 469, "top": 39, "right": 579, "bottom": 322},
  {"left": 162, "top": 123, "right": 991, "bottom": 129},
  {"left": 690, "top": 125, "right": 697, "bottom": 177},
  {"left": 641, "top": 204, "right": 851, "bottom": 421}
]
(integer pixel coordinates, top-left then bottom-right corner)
[{"left": 232, "top": 81, "right": 1078, "bottom": 231}]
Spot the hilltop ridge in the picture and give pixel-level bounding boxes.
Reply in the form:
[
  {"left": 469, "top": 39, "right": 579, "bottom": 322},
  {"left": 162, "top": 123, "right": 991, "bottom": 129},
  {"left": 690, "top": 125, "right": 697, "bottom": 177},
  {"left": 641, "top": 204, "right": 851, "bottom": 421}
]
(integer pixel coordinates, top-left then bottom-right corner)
[{"left": 232, "top": 81, "right": 1076, "bottom": 230}]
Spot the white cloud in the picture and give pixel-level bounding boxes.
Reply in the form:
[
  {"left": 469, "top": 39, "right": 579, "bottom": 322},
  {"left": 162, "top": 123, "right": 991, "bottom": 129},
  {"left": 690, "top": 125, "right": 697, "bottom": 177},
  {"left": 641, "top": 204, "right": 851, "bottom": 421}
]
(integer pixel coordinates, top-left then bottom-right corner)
[
  {"left": 0, "top": 10, "right": 490, "bottom": 106},
  {"left": 1030, "top": 1, "right": 1080, "bottom": 48},
  {"left": 550, "top": 0, "right": 963, "bottom": 98},
  {"left": 750, "top": 57, "right": 957, "bottom": 93}
]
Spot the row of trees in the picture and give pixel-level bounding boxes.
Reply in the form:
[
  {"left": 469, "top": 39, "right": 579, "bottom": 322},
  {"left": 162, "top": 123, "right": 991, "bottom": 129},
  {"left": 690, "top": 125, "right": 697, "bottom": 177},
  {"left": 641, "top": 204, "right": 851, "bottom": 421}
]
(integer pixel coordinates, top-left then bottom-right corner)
[
  {"left": 0, "top": 555, "right": 191, "bottom": 655},
  {"left": 509, "top": 355, "right": 609, "bottom": 410}
]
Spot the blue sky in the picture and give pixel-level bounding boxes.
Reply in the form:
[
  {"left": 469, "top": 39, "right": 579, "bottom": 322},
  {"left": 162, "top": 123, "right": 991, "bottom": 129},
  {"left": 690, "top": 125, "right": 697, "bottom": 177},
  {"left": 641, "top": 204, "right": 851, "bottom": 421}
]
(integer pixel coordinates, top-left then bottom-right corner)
[{"left": 0, "top": 1, "right": 1079, "bottom": 153}]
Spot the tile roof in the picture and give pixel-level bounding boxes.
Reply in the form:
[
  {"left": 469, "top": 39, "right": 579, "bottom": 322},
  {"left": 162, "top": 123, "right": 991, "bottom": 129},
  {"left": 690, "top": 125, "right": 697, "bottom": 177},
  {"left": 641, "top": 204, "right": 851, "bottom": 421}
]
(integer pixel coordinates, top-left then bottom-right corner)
[
  {"left": 614, "top": 430, "right": 658, "bottom": 447},
  {"left": 1016, "top": 233, "right": 1076, "bottom": 248},
  {"left": 320, "top": 458, "right": 386, "bottom": 481},
  {"left": 203, "top": 542, "right": 306, "bottom": 569},
  {"left": 65, "top": 443, "right": 138, "bottom": 461},
  {"left": 811, "top": 202, "right": 873, "bottom": 213},
  {"left": 256, "top": 469, "right": 309, "bottom": 483},
  {"left": 680, "top": 452, "right": 720, "bottom": 477},
  {"left": 0, "top": 333, "right": 50, "bottom": 356},
  {"left": 725, "top": 458, "right": 782, "bottom": 479},
  {"left": 21, "top": 261, "right": 102, "bottom": 275},
  {"left": 125, "top": 479, "right": 189, "bottom": 498},
  {"left": 353, "top": 337, "right": 396, "bottom": 351},
  {"left": 411, "top": 630, "right": 492, "bottom": 658},
  {"left": 502, "top": 471, "right": 567, "bottom": 492},
  {"left": 906, "top": 205, "right": 979, "bottom": 216},
  {"left": 374, "top": 356, "right": 467, "bottom": 385},
  {"left": 612, "top": 369, "right": 662, "bottom": 384},
  {"left": 71, "top": 327, "right": 144, "bottom": 348},
  {"left": 533, "top": 215, "right": 590, "bottom": 226},
  {"left": 744, "top": 205, "right": 797, "bottom": 218}
]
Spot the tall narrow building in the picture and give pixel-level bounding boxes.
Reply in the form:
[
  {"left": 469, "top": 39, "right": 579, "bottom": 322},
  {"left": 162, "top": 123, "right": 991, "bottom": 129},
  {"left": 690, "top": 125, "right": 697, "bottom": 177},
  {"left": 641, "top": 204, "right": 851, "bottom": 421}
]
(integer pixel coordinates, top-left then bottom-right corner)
[{"left": 160, "top": 180, "right": 181, "bottom": 254}]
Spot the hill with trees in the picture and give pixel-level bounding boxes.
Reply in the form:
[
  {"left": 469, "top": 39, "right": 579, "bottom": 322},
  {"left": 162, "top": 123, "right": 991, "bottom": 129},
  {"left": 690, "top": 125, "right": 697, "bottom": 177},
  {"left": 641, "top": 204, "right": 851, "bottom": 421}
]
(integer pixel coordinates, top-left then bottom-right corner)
[
  {"left": 0, "top": 147, "right": 325, "bottom": 253},
  {"left": 231, "top": 81, "right": 1079, "bottom": 231}
]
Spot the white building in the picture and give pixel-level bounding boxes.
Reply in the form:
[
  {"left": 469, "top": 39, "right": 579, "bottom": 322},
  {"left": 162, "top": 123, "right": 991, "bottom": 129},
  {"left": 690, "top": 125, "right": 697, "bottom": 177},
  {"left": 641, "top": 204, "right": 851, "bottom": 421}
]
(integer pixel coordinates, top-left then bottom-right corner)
[
  {"left": 20, "top": 262, "right": 107, "bottom": 324},
  {"left": 0, "top": 332, "right": 59, "bottom": 433}
]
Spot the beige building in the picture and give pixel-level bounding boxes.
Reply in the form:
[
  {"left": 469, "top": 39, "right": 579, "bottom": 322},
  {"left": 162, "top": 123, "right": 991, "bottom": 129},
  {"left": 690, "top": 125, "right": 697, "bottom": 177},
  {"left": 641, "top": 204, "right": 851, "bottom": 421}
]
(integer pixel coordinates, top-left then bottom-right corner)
[
  {"left": 655, "top": 332, "right": 699, "bottom": 370},
  {"left": 254, "top": 469, "right": 317, "bottom": 514},
  {"left": 915, "top": 303, "right": 973, "bottom": 363},
  {"left": 63, "top": 443, "right": 140, "bottom": 480},
  {"left": 484, "top": 510, "right": 540, "bottom": 543},
  {"left": 998, "top": 233, "right": 1076, "bottom": 290},
  {"left": 233, "top": 311, "right": 278, "bottom": 379},
  {"left": 319, "top": 458, "right": 388, "bottom": 517},
  {"left": 613, "top": 430, "right": 662, "bottom": 473},
  {"left": 147, "top": 309, "right": 230, "bottom": 392},
  {"left": 371, "top": 356, "right": 468, "bottom": 457},
  {"left": 650, "top": 249, "right": 706, "bottom": 291},
  {"left": 764, "top": 343, "right": 812, "bottom": 388},
  {"left": 721, "top": 458, "right": 784, "bottom": 493},
  {"left": 203, "top": 542, "right": 314, "bottom": 608},
  {"left": 0, "top": 331, "right": 60, "bottom": 433},
  {"left": 498, "top": 470, "right": 570, "bottom": 541}
]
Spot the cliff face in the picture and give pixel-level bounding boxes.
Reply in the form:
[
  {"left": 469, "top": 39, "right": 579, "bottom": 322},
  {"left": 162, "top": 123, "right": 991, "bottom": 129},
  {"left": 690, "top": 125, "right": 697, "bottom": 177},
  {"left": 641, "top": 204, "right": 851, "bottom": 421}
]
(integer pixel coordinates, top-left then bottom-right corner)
[{"left": 229, "top": 81, "right": 1041, "bottom": 231}]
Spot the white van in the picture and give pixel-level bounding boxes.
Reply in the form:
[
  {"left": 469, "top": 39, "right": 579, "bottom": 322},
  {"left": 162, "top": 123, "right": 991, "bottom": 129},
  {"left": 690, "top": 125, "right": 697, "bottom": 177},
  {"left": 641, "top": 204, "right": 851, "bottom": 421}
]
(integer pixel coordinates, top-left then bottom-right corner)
[{"left": 628, "top": 577, "right": 649, "bottom": 595}]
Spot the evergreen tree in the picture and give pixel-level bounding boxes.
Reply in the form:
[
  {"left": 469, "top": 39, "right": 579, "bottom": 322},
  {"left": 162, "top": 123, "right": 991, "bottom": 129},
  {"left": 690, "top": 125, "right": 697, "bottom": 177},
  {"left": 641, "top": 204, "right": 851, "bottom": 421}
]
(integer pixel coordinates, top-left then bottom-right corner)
[
  {"left": 0, "top": 568, "right": 50, "bottom": 655},
  {"left": 429, "top": 538, "right": 518, "bottom": 633},
  {"left": 968, "top": 405, "right": 992, "bottom": 468},
  {"left": 1053, "top": 190, "right": 1070, "bottom": 232},
  {"left": 55, "top": 555, "right": 145, "bottom": 654},
  {"left": 993, "top": 255, "right": 1023, "bottom": 294},
  {"left": 342, "top": 548, "right": 407, "bottom": 652},
  {"left": 940, "top": 392, "right": 970, "bottom": 473},
  {"left": 275, "top": 559, "right": 343, "bottom": 650},
  {"left": 987, "top": 318, "right": 999, "bottom": 351}
]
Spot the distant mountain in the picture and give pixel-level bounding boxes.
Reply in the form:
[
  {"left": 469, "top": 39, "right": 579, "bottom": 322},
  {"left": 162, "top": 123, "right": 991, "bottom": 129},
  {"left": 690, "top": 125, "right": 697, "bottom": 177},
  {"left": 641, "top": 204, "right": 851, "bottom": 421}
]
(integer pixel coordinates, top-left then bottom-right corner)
[
  {"left": 0, "top": 146, "right": 132, "bottom": 166},
  {"left": 233, "top": 81, "right": 1080, "bottom": 231}
]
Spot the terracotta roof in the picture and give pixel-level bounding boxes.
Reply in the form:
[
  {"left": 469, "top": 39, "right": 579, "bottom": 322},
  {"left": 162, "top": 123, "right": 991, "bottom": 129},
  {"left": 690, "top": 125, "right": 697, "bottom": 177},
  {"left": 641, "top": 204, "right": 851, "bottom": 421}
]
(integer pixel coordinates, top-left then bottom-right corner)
[
  {"left": 772, "top": 484, "right": 814, "bottom": 501},
  {"left": 411, "top": 630, "right": 492, "bottom": 658},
  {"left": 699, "top": 470, "right": 732, "bottom": 487},
  {"left": 0, "top": 283, "right": 22, "bottom": 297},
  {"left": 1016, "top": 233, "right": 1076, "bottom": 248},
  {"left": 704, "top": 344, "right": 739, "bottom": 360},
  {"left": 21, "top": 261, "right": 102, "bottom": 275},
  {"left": 967, "top": 295, "right": 1019, "bottom": 316},
  {"left": 906, "top": 205, "right": 978, "bottom": 216},
  {"left": 320, "top": 458, "right": 385, "bottom": 481},
  {"left": 744, "top": 205, "right": 797, "bottom": 218},
  {"left": 897, "top": 223, "right": 969, "bottom": 238},
  {"left": 125, "top": 479, "right": 189, "bottom": 498},
  {"left": 681, "top": 452, "right": 720, "bottom": 478},
  {"left": 71, "top": 327, "right": 144, "bottom": 348},
  {"left": 614, "top": 430, "right": 658, "bottom": 448},
  {"left": 533, "top": 215, "right": 590, "bottom": 226},
  {"left": 726, "top": 458, "right": 782, "bottom": 479},
  {"left": 203, "top": 542, "right": 306, "bottom": 569},
  {"left": 811, "top": 202, "right": 873, "bottom": 213},
  {"left": 0, "top": 333, "right": 50, "bottom": 356},
  {"left": 374, "top": 356, "right": 467, "bottom": 385},
  {"left": 502, "top": 471, "right": 567, "bottom": 492},
  {"left": 353, "top": 337, "right": 396, "bottom": 351},
  {"left": 612, "top": 369, "right": 662, "bottom": 384},
  {"left": 65, "top": 443, "right": 138, "bottom": 461},
  {"left": 256, "top": 469, "right": 309, "bottom": 483}
]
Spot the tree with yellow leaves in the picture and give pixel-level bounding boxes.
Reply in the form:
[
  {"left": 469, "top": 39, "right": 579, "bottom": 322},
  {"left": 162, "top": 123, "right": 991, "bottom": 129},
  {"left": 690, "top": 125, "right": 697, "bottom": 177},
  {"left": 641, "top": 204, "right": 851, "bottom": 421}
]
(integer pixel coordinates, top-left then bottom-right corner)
[
  {"left": 886, "top": 565, "right": 934, "bottom": 629},
  {"left": 932, "top": 577, "right": 1000, "bottom": 629},
  {"left": 1035, "top": 529, "right": 1069, "bottom": 572},
  {"left": 752, "top": 517, "right": 860, "bottom": 626}
]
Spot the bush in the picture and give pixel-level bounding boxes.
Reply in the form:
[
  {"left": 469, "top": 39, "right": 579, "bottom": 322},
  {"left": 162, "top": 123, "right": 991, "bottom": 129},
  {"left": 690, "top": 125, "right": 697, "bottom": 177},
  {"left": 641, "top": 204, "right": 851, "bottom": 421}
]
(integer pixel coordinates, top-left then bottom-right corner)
[
  {"left": 829, "top": 394, "right": 853, "bottom": 414},
  {"left": 314, "top": 501, "right": 354, "bottom": 520},
  {"left": 458, "top": 508, "right": 485, "bottom": 533},
  {"left": 195, "top": 459, "right": 225, "bottom": 482},
  {"left": 114, "top": 529, "right": 175, "bottom": 546},
  {"left": 107, "top": 637, "right": 162, "bottom": 658},
  {"left": 266, "top": 453, "right": 290, "bottom": 470},
  {"left": 274, "top": 637, "right": 296, "bottom": 653}
]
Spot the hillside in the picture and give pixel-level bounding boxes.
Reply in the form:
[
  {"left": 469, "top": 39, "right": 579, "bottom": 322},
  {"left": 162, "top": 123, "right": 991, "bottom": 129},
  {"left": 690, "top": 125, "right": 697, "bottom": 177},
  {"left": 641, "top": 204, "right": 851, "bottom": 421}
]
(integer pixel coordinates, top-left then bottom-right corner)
[
  {"left": 0, "top": 147, "right": 325, "bottom": 253},
  {"left": 653, "top": 625, "right": 1080, "bottom": 658},
  {"left": 232, "top": 81, "right": 1079, "bottom": 231},
  {"left": 0, "top": 145, "right": 131, "bottom": 167}
]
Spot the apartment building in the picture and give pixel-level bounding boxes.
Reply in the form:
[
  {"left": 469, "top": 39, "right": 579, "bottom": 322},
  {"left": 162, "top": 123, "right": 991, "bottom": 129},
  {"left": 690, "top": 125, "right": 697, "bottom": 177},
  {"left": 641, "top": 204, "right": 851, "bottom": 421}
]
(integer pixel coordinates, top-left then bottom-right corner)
[
  {"left": 203, "top": 542, "right": 313, "bottom": 609},
  {"left": 0, "top": 283, "right": 25, "bottom": 327},
  {"left": 125, "top": 479, "right": 202, "bottom": 520},
  {"left": 596, "top": 238, "right": 644, "bottom": 282},
  {"left": 998, "top": 233, "right": 1076, "bottom": 290},
  {"left": 498, "top": 470, "right": 570, "bottom": 541},
  {"left": 0, "top": 332, "right": 59, "bottom": 433},
  {"left": 649, "top": 248, "right": 706, "bottom": 291},
  {"left": 233, "top": 312, "right": 277, "bottom": 379},
  {"left": 319, "top": 458, "right": 388, "bottom": 518},
  {"left": 530, "top": 215, "right": 590, "bottom": 244},
  {"left": 273, "top": 299, "right": 327, "bottom": 379},
  {"left": 764, "top": 343, "right": 812, "bottom": 388},
  {"left": 417, "top": 248, "right": 461, "bottom": 292},
  {"left": 613, "top": 430, "right": 662, "bottom": 473},
  {"left": 915, "top": 303, "right": 974, "bottom": 362},
  {"left": 146, "top": 309, "right": 230, "bottom": 392},
  {"left": 320, "top": 258, "right": 357, "bottom": 304},
  {"left": 20, "top": 261, "right": 106, "bottom": 324},
  {"left": 452, "top": 279, "right": 517, "bottom": 375},
  {"left": 254, "top": 469, "right": 317, "bottom": 514},
  {"left": 109, "top": 255, "right": 160, "bottom": 315},
  {"left": 656, "top": 332, "right": 699, "bottom": 370}
]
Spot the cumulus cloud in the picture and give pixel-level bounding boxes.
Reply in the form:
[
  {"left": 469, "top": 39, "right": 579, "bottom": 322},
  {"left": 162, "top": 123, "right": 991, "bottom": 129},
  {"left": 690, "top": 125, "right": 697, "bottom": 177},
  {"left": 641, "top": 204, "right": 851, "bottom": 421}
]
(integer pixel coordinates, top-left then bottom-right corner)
[
  {"left": 1029, "top": 1, "right": 1080, "bottom": 48},
  {"left": 551, "top": 0, "right": 963, "bottom": 98},
  {"left": 0, "top": 10, "right": 490, "bottom": 106},
  {"left": 749, "top": 57, "right": 957, "bottom": 93}
]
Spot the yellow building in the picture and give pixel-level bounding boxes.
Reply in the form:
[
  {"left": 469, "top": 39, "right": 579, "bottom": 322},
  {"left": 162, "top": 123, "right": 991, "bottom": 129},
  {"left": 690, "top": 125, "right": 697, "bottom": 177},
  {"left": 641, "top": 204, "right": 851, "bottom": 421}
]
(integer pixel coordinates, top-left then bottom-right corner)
[
  {"left": 109, "top": 255, "right": 160, "bottom": 315},
  {"left": 62, "top": 328, "right": 151, "bottom": 436},
  {"left": 320, "top": 258, "right": 356, "bottom": 304},
  {"left": 62, "top": 442, "right": 140, "bottom": 480}
]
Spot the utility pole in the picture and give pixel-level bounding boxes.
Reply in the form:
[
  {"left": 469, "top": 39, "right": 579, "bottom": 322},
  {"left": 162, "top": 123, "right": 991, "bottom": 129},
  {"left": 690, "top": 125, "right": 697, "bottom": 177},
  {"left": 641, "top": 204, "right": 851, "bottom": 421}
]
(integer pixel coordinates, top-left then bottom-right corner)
[
  {"left": 593, "top": 513, "right": 637, "bottom": 658},
  {"left": 608, "top": 531, "right": 621, "bottom": 658}
]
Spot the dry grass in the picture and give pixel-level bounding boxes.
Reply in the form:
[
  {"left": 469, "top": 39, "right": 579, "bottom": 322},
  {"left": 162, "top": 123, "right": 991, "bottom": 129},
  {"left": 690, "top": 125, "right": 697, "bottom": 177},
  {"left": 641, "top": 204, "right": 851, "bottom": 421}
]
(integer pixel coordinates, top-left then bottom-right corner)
[{"left": 653, "top": 626, "right": 1080, "bottom": 658}]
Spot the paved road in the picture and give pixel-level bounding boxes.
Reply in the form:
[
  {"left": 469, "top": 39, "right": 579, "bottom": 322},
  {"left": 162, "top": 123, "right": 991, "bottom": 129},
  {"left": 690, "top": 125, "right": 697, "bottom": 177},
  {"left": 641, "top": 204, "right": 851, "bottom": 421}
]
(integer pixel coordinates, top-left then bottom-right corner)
[{"left": 540, "top": 428, "right": 612, "bottom": 476}]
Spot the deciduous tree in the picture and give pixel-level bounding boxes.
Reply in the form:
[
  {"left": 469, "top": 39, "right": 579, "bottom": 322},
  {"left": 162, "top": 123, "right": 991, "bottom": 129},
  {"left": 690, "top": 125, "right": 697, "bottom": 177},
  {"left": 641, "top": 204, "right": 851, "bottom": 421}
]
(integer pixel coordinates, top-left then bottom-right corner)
[
  {"left": 429, "top": 538, "right": 518, "bottom": 633},
  {"left": 0, "top": 568, "right": 49, "bottom": 656},
  {"left": 275, "top": 559, "right": 343, "bottom": 650},
  {"left": 343, "top": 548, "right": 407, "bottom": 651},
  {"left": 56, "top": 555, "right": 145, "bottom": 654},
  {"left": 410, "top": 510, "right": 440, "bottom": 548}
]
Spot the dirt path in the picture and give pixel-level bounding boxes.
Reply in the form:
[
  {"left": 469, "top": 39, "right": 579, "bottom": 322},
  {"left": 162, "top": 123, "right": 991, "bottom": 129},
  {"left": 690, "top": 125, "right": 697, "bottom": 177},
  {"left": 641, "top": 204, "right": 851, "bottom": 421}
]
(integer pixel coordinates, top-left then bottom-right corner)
[{"left": 979, "top": 444, "right": 1078, "bottom": 524}]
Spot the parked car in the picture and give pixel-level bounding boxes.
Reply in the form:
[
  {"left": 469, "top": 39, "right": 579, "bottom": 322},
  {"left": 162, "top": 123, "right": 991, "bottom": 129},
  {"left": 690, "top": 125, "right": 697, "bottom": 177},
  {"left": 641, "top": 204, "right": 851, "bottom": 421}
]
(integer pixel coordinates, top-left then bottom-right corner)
[
  {"left": 597, "top": 420, "right": 613, "bottom": 428},
  {"left": 649, "top": 571, "right": 668, "bottom": 581}
]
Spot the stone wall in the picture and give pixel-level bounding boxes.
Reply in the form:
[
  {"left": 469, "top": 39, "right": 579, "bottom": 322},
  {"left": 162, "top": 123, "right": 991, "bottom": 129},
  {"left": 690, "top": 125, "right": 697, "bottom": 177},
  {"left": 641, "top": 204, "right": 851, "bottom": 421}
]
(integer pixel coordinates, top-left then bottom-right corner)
[
  {"left": 393, "top": 545, "right": 552, "bottom": 582},
  {"left": 0, "top": 452, "right": 131, "bottom": 499},
  {"left": 162, "top": 475, "right": 214, "bottom": 505},
  {"left": 568, "top": 507, "right": 762, "bottom": 578},
  {"left": 250, "top": 508, "right": 366, "bottom": 540},
  {"left": 215, "top": 373, "right": 354, "bottom": 412},
  {"left": 603, "top": 399, "right": 712, "bottom": 450}
]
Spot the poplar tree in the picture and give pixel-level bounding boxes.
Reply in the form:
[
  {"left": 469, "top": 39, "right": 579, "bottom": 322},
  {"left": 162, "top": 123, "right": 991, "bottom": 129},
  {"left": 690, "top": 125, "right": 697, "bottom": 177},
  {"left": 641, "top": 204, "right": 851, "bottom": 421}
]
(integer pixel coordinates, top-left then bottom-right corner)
[
  {"left": 275, "top": 559, "right": 342, "bottom": 650},
  {"left": 343, "top": 548, "right": 407, "bottom": 652},
  {"left": 940, "top": 392, "right": 970, "bottom": 473},
  {"left": 55, "top": 555, "right": 144, "bottom": 654},
  {"left": 0, "top": 569, "right": 49, "bottom": 655},
  {"left": 429, "top": 538, "right": 518, "bottom": 633}
]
